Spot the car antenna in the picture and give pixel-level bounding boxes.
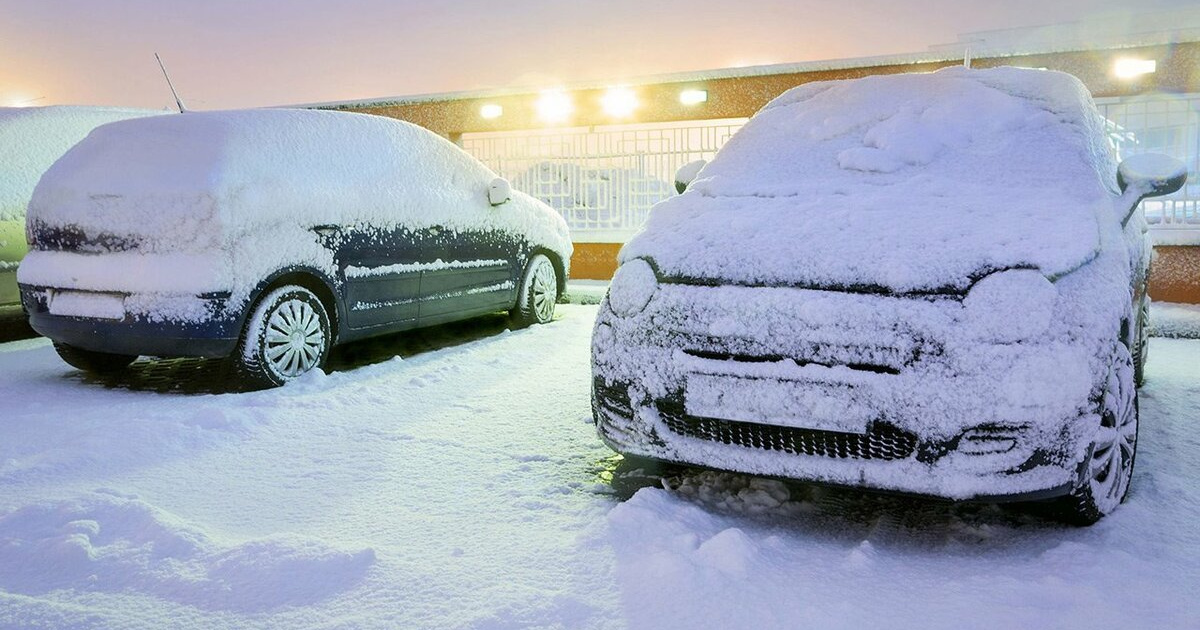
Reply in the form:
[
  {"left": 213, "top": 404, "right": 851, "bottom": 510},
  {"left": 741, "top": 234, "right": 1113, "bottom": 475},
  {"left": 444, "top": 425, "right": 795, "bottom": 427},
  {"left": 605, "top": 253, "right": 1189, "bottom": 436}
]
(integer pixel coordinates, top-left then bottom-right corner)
[{"left": 155, "top": 53, "right": 188, "bottom": 113}]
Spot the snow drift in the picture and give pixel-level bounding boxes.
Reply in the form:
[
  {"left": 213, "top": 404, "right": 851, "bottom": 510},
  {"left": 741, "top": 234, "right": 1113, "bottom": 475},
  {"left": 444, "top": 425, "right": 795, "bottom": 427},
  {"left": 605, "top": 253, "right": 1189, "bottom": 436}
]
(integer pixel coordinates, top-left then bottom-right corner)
[{"left": 0, "top": 491, "right": 374, "bottom": 612}]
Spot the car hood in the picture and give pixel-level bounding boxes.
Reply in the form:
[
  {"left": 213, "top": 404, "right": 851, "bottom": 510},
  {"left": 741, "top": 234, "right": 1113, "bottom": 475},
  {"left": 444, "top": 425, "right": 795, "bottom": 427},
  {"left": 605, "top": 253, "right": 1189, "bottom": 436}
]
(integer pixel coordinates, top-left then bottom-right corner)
[{"left": 620, "top": 190, "right": 1104, "bottom": 294}]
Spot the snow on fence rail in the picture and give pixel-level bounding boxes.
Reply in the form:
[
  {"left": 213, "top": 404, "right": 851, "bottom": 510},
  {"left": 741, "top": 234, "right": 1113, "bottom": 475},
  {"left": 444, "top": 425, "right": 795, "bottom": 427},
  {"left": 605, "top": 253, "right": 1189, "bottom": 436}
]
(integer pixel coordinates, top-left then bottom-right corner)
[{"left": 462, "top": 119, "right": 746, "bottom": 241}]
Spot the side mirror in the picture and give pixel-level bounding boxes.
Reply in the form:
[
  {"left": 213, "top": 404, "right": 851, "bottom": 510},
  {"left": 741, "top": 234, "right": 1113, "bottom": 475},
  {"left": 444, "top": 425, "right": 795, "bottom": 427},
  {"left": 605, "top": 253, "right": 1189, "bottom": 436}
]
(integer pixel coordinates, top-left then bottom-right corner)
[
  {"left": 488, "top": 177, "right": 512, "bottom": 206},
  {"left": 1118, "top": 153, "right": 1188, "bottom": 199},
  {"left": 674, "top": 159, "right": 707, "bottom": 194},
  {"left": 1116, "top": 153, "right": 1188, "bottom": 227}
]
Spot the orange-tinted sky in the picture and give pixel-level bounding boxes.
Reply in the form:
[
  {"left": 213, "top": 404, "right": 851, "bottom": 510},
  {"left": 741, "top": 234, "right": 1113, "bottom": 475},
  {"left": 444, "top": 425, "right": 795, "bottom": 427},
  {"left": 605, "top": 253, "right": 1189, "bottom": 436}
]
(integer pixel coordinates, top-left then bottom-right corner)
[{"left": 0, "top": 0, "right": 1193, "bottom": 110}]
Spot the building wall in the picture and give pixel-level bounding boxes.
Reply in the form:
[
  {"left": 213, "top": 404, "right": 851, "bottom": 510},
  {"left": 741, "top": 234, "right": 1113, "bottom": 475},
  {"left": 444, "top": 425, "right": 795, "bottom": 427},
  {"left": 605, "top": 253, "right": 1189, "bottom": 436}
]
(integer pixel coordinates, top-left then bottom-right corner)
[
  {"left": 1152, "top": 247, "right": 1200, "bottom": 303},
  {"left": 339, "top": 43, "right": 1200, "bottom": 135}
]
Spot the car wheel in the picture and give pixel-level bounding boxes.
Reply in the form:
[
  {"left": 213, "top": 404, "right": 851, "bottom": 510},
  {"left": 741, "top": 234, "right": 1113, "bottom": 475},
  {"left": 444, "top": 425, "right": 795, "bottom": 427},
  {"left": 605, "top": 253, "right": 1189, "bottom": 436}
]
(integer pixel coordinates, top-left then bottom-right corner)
[
  {"left": 1134, "top": 297, "right": 1149, "bottom": 387},
  {"left": 1060, "top": 343, "right": 1138, "bottom": 525},
  {"left": 511, "top": 254, "right": 557, "bottom": 327},
  {"left": 237, "top": 285, "right": 331, "bottom": 387},
  {"left": 53, "top": 342, "right": 137, "bottom": 374}
]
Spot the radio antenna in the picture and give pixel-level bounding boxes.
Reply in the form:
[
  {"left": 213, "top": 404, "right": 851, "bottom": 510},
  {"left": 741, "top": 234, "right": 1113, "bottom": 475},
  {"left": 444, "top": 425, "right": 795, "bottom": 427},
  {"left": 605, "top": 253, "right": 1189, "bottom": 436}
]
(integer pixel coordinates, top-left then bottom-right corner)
[{"left": 155, "top": 53, "right": 188, "bottom": 113}]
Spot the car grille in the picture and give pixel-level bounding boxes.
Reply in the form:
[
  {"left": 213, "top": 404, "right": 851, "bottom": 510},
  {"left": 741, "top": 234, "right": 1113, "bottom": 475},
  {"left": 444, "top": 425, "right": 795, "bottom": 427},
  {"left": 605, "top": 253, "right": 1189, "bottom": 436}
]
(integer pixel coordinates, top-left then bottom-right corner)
[{"left": 661, "top": 409, "right": 918, "bottom": 461}]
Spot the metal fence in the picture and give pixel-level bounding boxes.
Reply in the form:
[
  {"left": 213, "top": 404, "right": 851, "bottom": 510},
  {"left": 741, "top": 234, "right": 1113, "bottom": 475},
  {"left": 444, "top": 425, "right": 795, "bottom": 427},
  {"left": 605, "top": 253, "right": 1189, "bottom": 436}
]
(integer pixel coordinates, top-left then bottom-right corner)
[
  {"left": 462, "top": 119, "right": 747, "bottom": 241},
  {"left": 464, "top": 95, "right": 1200, "bottom": 243},
  {"left": 1096, "top": 94, "right": 1200, "bottom": 236}
]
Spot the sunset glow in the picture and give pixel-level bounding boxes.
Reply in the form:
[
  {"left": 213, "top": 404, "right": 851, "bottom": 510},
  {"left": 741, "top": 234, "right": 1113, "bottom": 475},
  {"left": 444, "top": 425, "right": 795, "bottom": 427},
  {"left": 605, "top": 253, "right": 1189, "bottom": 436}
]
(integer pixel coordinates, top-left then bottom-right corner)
[{"left": 1, "top": 2, "right": 1196, "bottom": 109}]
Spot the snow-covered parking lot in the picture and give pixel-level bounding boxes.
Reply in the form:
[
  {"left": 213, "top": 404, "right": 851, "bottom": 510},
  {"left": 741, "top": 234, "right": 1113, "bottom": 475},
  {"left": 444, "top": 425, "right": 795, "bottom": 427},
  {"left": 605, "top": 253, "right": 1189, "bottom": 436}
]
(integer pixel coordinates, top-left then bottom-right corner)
[{"left": 1, "top": 304, "right": 1198, "bottom": 630}]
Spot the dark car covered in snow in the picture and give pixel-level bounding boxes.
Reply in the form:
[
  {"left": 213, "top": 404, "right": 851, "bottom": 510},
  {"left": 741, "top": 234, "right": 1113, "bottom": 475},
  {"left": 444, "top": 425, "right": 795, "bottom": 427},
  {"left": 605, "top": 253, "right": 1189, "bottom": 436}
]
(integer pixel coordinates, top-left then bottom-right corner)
[
  {"left": 591, "top": 67, "right": 1186, "bottom": 523},
  {"left": 19, "top": 109, "right": 571, "bottom": 386}
]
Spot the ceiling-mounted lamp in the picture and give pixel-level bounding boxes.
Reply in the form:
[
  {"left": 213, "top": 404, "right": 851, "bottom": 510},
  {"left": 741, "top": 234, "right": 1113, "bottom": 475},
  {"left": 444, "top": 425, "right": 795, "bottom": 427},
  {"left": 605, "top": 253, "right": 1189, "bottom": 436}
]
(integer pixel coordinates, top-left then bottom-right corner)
[
  {"left": 1113, "top": 58, "right": 1156, "bottom": 80},
  {"left": 680, "top": 89, "right": 708, "bottom": 106},
  {"left": 536, "top": 90, "right": 573, "bottom": 124},
  {"left": 480, "top": 103, "right": 503, "bottom": 119}
]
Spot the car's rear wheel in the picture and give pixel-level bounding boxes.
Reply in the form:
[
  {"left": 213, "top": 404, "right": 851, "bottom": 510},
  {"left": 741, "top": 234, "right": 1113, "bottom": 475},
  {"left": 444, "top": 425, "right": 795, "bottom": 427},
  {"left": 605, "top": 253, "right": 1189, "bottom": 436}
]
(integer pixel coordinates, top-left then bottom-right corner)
[
  {"left": 1060, "top": 343, "right": 1138, "bottom": 525},
  {"left": 511, "top": 254, "right": 557, "bottom": 327},
  {"left": 53, "top": 342, "right": 137, "bottom": 374},
  {"left": 237, "top": 285, "right": 331, "bottom": 387}
]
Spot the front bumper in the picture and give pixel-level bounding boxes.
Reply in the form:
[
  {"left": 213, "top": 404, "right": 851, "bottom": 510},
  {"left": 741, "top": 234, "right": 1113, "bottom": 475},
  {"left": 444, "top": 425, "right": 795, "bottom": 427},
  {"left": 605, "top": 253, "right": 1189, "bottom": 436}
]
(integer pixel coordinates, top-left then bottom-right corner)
[
  {"left": 20, "top": 285, "right": 242, "bottom": 358},
  {"left": 591, "top": 283, "right": 1102, "bottom": 502}
]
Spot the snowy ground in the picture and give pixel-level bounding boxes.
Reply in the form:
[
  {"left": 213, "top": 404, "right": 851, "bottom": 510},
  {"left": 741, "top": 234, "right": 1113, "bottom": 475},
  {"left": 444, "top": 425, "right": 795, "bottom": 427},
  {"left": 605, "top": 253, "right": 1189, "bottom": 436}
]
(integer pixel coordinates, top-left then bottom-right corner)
[{"left": 1, "top": 304, "right": 1198, "bottom": 629}]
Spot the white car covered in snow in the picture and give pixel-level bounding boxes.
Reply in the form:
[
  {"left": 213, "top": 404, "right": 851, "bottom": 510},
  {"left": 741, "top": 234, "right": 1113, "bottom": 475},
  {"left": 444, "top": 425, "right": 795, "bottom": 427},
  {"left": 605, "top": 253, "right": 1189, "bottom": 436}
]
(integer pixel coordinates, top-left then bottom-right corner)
[
  {"left": 591, "top": 67, "right": 1186, "bottom": 523},
  {"left": 18, "top": 109, "right": 572, "bottom": 386}
]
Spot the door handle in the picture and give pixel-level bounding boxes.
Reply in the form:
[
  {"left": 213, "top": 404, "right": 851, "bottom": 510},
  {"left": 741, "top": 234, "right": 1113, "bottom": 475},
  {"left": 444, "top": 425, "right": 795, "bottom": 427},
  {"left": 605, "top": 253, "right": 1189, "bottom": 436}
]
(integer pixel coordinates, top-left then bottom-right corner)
[{"left": 312, "top": 225, "right": 340, "bottom": 237}]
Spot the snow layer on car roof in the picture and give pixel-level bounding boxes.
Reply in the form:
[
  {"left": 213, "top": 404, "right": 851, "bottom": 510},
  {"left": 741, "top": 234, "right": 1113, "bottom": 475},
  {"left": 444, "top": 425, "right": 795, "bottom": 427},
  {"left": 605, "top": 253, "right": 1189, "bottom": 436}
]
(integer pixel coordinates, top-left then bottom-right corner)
[
  {"left": 623, "top": 66, "right": 1120, "bottom": 292},
  {"left": 29, "top": 109, "right": 570, "bottom": 253},
  {"left": 0, "top": 106, "right": 162, "bottom": 222}
]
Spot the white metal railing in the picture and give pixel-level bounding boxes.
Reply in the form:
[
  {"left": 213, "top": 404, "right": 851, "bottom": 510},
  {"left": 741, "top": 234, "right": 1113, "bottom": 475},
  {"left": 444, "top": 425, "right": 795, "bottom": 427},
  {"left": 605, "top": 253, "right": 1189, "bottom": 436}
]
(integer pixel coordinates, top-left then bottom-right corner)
[
  {"left": 462, "top": 119, "right": 747, "bottom": 241},
  {"left": 1096, "top": 94, "right": 1200, "bottom": 239},
  {"left": 464, "top": 95, "right": 1200, "bottom": 244}
]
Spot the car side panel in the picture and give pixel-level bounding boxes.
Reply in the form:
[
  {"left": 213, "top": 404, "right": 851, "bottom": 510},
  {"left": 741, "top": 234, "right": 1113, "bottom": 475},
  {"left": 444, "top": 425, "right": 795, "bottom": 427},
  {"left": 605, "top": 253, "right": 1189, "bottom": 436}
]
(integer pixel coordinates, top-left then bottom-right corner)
[
  {"left": 416, "top": 227, "right": 521, "bottom": 321},
  {"left": 336, "top": 226, "right": 422, "bottom": 329}
]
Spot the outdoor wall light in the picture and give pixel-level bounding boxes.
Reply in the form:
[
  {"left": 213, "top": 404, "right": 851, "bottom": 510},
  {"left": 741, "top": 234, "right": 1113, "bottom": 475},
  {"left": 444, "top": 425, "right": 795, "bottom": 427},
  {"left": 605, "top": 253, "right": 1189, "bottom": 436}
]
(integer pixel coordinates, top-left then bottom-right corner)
[
  {"left": 601, "top": 87, "right": 639, "bottom": 118},
  {"left": 536, "top": 90, "right": 573, "bottom": 124},
  {"left": 1113, "top": 58, "right": 1156, "bottom": 79},
  {"left": 480, "top": 103, "right": 503, "bottom": 119},
  {"left": 680, "top": 89, "right": 708, "bottom": 106}
]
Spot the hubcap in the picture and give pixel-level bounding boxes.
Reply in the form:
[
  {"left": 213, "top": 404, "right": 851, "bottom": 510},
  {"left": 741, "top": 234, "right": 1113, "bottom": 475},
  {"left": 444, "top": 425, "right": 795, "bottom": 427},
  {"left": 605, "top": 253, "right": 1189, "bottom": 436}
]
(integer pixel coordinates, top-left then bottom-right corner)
[
  {"left": 1088, "top": 347, "right": 1137, "bottom": 512},
  {"left": 530, "top": 261, "right": 556, "bottom": 322},
  {"left": 263, "top": 298, "right": 325, "bottom": 379}
]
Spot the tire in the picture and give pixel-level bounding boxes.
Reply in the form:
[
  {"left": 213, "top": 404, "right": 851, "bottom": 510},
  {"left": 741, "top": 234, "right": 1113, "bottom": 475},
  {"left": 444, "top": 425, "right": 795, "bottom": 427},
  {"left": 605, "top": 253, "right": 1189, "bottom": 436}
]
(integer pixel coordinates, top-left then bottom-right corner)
[
  {"left": 510, "top": 254, "right": 558, "bottom": 328},
  {"left": 236, "top": 285, "right": 331, "bottom": 387},
  {"left": 1133, "top": 296, "right": 1149, "bottom": 387},
  {"left": 53, "top": 342, "right": 137, "bottom": 374},
  {"left": 1059, "top": 343, "right": 1138, "bottom": 525}
]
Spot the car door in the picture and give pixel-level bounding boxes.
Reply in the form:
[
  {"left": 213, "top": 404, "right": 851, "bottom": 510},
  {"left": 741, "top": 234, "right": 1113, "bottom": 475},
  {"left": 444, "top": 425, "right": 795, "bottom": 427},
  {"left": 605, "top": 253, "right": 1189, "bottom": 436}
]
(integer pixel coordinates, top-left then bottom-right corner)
[
  {"left": 416, "top": 221, "right": 522, "bottom": 322},
  {"left": 336, "top": 223, "right": 423, "bottom": 331}
]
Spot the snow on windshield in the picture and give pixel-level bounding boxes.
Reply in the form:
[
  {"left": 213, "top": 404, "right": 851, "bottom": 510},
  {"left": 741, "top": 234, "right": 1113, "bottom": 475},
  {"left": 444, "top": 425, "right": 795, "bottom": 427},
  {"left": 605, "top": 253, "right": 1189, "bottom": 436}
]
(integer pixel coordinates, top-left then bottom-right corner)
[{"left": 622, "top": 67, "right": 1120, "bottom": 292}]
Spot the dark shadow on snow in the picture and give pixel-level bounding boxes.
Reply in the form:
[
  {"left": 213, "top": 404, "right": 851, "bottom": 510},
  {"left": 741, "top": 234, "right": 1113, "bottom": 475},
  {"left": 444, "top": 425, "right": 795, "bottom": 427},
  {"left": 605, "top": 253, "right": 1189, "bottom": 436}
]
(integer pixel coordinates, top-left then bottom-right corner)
[
  {"left": 593, "top": 453, "right": 1094, "bottom": 550},
  {"left": 66, "top": 312, "right": 517, "bottom": 395}
]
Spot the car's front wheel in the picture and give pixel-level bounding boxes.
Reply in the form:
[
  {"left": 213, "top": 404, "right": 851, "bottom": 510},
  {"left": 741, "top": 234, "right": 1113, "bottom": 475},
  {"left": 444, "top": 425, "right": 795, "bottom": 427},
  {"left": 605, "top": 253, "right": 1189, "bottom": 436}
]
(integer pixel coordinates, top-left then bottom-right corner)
[
  {"left": 53, "top": 342, "right": 137, "bottom": 374},
  {"left": 236, "top": 285, "right": 331, "bottom": 387},
  {"left": 1060, "top": 343, "right": 1138, "bottom": 524},
  {"left": 1134, "top": 295, "right": 1149, "bottom": 387},
  {"left": 511, "top": 254, "right": 558, "bottom": 327}
]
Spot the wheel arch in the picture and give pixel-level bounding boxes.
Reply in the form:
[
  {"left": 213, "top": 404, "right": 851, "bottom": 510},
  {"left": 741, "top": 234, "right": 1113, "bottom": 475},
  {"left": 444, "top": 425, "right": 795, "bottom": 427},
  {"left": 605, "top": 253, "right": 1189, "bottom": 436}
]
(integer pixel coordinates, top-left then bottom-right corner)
[
  {"left": 242, "top": 267, "right": 342, "bottom": 345},
  {"left": 527, "top": 247, "right": 568, "bottom": 297}
]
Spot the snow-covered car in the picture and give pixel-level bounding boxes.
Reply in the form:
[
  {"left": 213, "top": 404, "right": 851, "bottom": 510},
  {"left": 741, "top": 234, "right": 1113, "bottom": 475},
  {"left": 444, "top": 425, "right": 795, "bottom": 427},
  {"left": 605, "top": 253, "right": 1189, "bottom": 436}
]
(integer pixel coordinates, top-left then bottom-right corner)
[
  {"left": 19, "top": 109, "right": 572, "bottom": 386},
  {"left": 591, "top": 67, "right": 1187, "bottom": 523},
  {"left": 1, "top": 106, "right": 163, "bottom": 316}
]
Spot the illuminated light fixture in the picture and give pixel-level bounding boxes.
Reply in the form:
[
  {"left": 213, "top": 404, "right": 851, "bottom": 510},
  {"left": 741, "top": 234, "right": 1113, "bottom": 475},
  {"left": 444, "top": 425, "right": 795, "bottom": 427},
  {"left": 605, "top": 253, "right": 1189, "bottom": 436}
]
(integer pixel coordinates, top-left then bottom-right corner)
[
  {"left": 479, "top": 103, "right": 503, "bottom": 119},
  {"left": 536, "top": 90, "right": 573, "bottom": 124},
  {"left": 601, "top": 87, "right": 639, "bottom": 118},
  {"left": 1113, "top": 58, "right": 1156, "bottom": 79},
  {"left": 680, "top": 89, "right": 708, "bottom": 106}
]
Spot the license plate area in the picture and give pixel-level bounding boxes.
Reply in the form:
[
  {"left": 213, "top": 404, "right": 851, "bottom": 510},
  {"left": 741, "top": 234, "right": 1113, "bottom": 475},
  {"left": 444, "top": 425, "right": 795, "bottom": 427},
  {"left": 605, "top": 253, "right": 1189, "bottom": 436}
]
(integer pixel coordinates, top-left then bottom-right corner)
[
  {"left": 684, "top": 373, "right": 872, "bottom": 434},
  {"left": 49, "top": 290, "right": 126, "bottom": 320}
]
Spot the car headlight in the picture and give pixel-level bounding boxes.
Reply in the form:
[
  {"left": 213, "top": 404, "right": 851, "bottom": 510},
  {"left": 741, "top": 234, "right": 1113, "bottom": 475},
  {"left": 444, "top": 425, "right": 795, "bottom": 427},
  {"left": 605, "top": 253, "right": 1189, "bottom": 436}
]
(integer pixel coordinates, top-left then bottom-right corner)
[
  {"left": 608, "top": 259, "right": 658, "bottom": 318},
  {"left": 962, "top": 269, "right": 1057, "bottom": 343}
]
